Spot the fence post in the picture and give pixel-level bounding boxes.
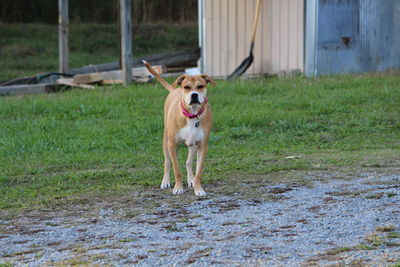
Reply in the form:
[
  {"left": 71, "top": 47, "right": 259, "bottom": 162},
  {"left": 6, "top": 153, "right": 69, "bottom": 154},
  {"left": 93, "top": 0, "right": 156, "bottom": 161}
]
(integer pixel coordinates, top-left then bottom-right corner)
[
  {"left": 120, "top": 0, "right": 133, "bottom": 85},
  {"left": 58, "top": 0, "right": 69, "bottom": 73}
]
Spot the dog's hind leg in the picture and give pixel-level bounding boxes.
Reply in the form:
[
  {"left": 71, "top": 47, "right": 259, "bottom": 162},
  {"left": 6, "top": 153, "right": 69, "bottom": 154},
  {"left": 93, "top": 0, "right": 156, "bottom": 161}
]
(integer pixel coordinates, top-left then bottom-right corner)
[
  {"left": 194, "top": 143, "right": 208, "bottom": 196},
  {"left": 186, "top": 146, "right": 197, "bottom": 187},
  {"left": 161, "top": 132, "right": 171, "bottom": 189}
]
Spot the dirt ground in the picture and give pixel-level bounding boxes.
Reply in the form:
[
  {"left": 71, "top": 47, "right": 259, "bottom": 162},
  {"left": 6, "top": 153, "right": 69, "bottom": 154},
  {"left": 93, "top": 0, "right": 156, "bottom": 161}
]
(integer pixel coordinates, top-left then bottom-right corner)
[{"left": 1, "top": 168, "right": 400, "bottom": 266}]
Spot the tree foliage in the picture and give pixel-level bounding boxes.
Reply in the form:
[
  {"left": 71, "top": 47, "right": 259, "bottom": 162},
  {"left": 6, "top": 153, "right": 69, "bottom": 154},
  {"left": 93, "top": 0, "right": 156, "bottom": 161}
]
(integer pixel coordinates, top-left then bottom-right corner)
[{"left": 0, "top": 0, "right": 197, "bottom": 24}]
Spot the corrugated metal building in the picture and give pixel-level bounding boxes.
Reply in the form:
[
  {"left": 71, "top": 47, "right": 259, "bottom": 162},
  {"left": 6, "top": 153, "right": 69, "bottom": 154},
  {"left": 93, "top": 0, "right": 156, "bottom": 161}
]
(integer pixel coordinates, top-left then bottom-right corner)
[
  {"left": 306, "top": 0, "right": 400, "bottom": 76},
  {"left": 198, "top": 0, "right": 400, "bottom": 77}
]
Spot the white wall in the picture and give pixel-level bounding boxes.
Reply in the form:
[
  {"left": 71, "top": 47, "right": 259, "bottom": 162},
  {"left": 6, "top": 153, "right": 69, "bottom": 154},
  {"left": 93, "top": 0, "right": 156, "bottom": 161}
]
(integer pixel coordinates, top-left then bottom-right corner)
[{"left": 201, "top": 0, "right": 304, "bottom": 77}]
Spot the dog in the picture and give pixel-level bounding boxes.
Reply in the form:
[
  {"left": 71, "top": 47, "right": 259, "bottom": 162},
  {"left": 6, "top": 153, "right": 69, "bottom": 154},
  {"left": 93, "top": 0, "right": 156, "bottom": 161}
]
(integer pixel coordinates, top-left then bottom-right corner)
[{"left": 143, "top": 60, "right": 215, "bottom": 196}]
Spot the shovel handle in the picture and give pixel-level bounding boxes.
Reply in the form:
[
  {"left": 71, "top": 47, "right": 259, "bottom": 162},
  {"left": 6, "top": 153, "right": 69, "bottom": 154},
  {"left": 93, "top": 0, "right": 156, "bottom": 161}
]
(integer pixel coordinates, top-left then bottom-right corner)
[{"left": 250, "top": 0, "right": 262, "bottom": 44}]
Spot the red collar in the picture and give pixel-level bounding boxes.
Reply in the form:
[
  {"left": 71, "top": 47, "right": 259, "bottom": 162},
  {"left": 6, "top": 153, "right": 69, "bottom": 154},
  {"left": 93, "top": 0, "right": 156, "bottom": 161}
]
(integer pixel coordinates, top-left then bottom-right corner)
[{"left": 181, "top": 98, "right": 208, "bottom": 119}]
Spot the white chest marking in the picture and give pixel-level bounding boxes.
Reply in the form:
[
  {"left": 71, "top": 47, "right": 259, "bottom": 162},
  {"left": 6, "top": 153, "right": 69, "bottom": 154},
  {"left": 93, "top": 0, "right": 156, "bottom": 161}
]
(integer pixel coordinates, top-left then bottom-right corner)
[{"left": 176, "top": 119, "right": 204, "bottom": 146}]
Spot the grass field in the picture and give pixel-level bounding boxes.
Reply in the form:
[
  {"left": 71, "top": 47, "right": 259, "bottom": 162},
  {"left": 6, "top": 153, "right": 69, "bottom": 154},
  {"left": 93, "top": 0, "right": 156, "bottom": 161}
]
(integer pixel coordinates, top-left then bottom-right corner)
[
  {"left": 1, "top": 72, "right": 400, "bottom": 210},
  {"left": 0, "top": 23, "right": 400, "bottom": 211},
  {"left": 0, "top": 23, "right": 198, "bottom": 80}
]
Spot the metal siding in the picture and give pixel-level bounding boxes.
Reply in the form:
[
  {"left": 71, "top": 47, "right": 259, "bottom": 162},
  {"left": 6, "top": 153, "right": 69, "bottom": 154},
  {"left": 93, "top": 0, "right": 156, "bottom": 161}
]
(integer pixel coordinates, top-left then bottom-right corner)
[
  {"left": 212, "top": 0, "right": 221, "bottom": 76},
  {"left": 289, "top": 0, "right": 298, "bottom": 69},
  {"left": 316, "top": 0, "right": 360, "bottom": 75},
  {"left": 305, "top": 0, "right": 318, "bottom": 76},
  {"left": 198, "top": 0, "right": 205, "bottom": 73},
  {"left": 360, "top": 0, "right": 400, "bottom": 72},
  {"left": 237, "top": 0, "right": 247, "bottom": 74},
  {"left": 261, "top": 0, "right": 271, "bottom": 73},
  {"left": 280, "top": 0, "right": 289, "bottom": 70},
  {"left": 204, "top": 0, "right": 213, "bottom": 75},
  {"left": 254, "top": 0, "right": 264, "bottom": 74},
  {"left": 202, "top": 0, "right": 305, "bottom": 77},
  {"left": 228, "top": 0, "right": 237, "bottom": 74},
  {"left": 220, "top": 0, "right": 229, "bottom": 76},
  {"left": 298, "top": 0, "right": 305, "bottom": 70},
  {"left": 247, "top": 0, "right": 256, "bottom": 74},
  {"left": 311, "top": 0, "right": 400, "bottom": 76},
  {"left": 271, "top": 0, "right": 280, "bottom": 73}
]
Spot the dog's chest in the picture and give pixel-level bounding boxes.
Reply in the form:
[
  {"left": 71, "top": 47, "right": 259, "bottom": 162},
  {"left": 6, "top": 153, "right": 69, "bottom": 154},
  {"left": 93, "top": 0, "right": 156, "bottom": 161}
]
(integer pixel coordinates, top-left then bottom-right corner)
[{"left": 176, "top": 119, "right": 204, "bottom": 146}]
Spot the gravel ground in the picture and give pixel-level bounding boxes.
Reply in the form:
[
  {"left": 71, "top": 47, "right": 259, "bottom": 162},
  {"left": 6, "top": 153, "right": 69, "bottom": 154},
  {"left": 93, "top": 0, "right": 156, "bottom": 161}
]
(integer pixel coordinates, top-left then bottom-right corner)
[{"left": 1, "top": 171, "right": 399, "bottom": 266}]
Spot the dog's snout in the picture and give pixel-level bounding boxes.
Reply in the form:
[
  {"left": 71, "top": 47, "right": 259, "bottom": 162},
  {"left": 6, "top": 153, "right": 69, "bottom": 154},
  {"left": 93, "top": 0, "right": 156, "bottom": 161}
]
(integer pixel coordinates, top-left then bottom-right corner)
[
  {"left": 191, "top": 93, "right": 199, "bottom": 101},
  {"left": 190, "top": 93, "right": 200, "bottom": 104}
]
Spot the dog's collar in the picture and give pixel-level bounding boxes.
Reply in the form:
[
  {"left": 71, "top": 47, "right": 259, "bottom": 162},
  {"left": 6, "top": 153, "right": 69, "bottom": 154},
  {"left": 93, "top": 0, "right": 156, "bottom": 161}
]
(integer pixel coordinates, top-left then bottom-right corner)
[{"left": 181, "top": 98, "right": 208, "bottom": 119}]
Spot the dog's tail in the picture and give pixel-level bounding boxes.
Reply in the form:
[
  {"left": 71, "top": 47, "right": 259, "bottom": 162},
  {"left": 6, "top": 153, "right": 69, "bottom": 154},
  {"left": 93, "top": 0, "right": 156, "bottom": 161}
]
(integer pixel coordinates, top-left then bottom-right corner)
[{"left": 142, "top": 60, "right": 173, "bottom": 92}]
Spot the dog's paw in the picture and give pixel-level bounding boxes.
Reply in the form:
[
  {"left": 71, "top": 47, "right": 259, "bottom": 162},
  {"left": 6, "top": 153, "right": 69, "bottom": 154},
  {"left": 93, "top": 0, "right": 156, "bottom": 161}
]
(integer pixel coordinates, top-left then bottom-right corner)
[
  {"left": 173, "top": 186, "right": 184, "bottom": 195},
  {"left": 160, "top": 181, "right": 170, "bottom": 189},
  {"left": 187, "top": 179, "right": 194, "bottom": 187},
  {"left": 194, "top": 188, "right": 206, "bottom": 197}
]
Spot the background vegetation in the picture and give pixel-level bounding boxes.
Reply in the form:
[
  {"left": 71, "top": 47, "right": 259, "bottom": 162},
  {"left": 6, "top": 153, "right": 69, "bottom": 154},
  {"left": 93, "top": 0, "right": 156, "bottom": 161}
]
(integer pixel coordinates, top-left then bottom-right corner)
[
  {"left": 0, "top": 0, "right": 197, "bottom": 24},
  {"left": 0, "top": 0, "right": 199, "bottom": 81},
  {"left": 0, "top": 23, "right": 198, "bottom": 81}
]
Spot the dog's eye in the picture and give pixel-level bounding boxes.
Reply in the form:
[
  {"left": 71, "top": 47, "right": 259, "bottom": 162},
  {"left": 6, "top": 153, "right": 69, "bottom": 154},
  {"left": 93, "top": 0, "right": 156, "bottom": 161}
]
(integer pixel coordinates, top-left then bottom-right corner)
[
  {"left": 197, "top": 85, "right": 205, "bottom": 89},
  {"left": 184, "top": 86, "right": 191, "bottom": 90}
]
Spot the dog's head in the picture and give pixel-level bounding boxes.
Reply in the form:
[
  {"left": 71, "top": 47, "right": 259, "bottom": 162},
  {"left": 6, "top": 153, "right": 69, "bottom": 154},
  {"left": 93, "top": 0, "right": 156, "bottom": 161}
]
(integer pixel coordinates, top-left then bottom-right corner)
[{"left": 172, "top": 74, "right": 216, "bottom": 106}]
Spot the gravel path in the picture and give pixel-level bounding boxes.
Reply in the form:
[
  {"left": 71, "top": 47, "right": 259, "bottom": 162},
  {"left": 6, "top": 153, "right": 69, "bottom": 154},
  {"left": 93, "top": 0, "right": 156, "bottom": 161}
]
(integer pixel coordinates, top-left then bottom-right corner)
[{"left": 1, "top": 172, "right": 399, "bottom": 266}]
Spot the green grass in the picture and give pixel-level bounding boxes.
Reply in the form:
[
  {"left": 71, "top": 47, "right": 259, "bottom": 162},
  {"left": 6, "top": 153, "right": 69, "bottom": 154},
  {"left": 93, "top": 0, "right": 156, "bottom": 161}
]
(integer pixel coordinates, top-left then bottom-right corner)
[
  {"left": 388, "top": 232, "right": 400, "bottom": 239},
  {"left": 326, "top": 246, "right": 353, "bottom": 255},
  {"left": 1, "top": 23, "right": 400, "bottom": 210},
  {"left": 0, "top": 73, "right": 400, "bottom": 210},
  {"left": 0, "top": 23, "right": 198, "bottom": 80}
]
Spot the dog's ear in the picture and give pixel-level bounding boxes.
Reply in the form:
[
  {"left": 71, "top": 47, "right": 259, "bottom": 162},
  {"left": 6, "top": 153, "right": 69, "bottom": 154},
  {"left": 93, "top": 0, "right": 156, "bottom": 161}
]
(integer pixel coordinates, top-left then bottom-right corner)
[
  {"left": 172, "top": 75, "right": 187, "bottom": 88},
  {"left": 200, "top": 74, "right": 216, "bottom": 86}
]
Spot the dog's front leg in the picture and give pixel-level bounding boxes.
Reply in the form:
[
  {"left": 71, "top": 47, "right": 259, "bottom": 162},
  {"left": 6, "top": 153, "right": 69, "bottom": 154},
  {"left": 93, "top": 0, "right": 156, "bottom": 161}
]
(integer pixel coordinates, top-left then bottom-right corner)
[
  {"left": 167, "top": 139, "right": 184, "bottom": 195},
  {"left": 194, "top": 143, "right": 208, "bottom": 196},
  {"left": 161, "top": 134, "right": 171, "bottom": 189},
  {"left": 186, "top": 146, "right": 196, "bottom": 187}
]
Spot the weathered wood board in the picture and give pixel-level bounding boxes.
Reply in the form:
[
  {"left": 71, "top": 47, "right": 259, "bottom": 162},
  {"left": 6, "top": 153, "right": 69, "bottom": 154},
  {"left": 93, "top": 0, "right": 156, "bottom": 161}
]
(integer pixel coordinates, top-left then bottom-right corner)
[
  {"left": 73, "top": 65, "right": 163, "bottom": 84},
  {"left": 0, "top": 84, "right": 62, "bottom": 96},
  {"left": 56, "top": 78, "right": 95, "bottom": 89}
]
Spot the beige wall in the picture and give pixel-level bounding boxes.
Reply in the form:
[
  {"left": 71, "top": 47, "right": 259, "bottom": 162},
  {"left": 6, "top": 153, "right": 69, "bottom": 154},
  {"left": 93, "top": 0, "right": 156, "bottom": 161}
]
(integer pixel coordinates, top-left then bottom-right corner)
[{"left": 202, "top": 0, "right": 304, "bottom": 78}]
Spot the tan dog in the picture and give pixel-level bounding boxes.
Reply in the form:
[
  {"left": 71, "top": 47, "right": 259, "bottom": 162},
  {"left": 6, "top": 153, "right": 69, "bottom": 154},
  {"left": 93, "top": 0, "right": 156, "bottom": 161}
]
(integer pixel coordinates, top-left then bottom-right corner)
[{"left": 143, "top": 60, "right": 215, "bottom": 196}]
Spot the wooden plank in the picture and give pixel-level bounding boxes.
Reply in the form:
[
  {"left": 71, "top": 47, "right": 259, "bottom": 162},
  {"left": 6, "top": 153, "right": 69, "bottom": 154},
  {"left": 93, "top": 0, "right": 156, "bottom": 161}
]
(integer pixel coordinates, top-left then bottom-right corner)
[
  {"left": 75, "top": 70, "right": 123, "bottom": 84},
  {"left": 100, "top": 79, "right": 123, "bottom": 85},
  {"left": 73, "top": 65, "right": 163, "bottom": 84},
  {"left": 0, "top": 76, "right": 38, "bottom": 86},
  {"left": 0, "top": 84, "right": 62, "bottom": 96},
  {"left": 69, "top": 62, "right": 119, "bottom": 76},
  {"left": 57, "top": 78, "right": 95, "bottom": 89},
  {"left": 101, "top": 77, "right": 150, "bottom": 84},
  {"left": 120, "top": 0, "right": 133, "bottom": 85},
  {"left": 58, "top": 0, "right": 69, "bottom": 73},
  {"left": 68, "top": 48, "right": 199, "bottom": 76}
]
